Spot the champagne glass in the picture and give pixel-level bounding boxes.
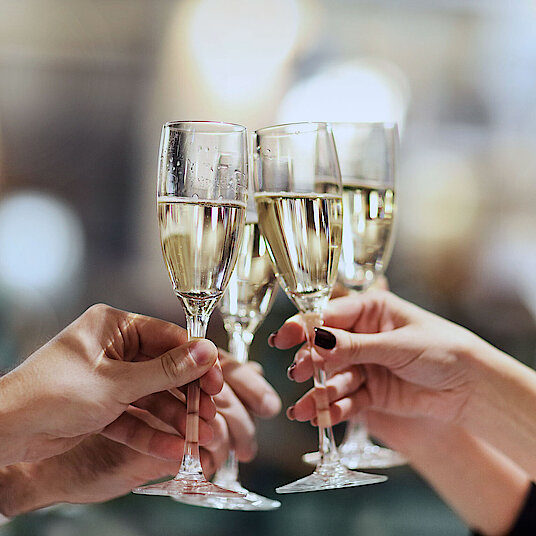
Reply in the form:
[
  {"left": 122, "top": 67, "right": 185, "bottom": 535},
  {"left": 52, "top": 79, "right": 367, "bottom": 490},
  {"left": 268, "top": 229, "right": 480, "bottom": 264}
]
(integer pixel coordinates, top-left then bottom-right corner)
[
  {"left": 133, "top": 120, "right": 248, "bottom": 501},
  {"left": 302, "top": 122, "right": 406, "bottom": 470},
  {"left": 254, "top": 122, "right": 387, "bottom": 493},
  {"left": 181, "top": 169, "right": 281, "bottom": 510}
]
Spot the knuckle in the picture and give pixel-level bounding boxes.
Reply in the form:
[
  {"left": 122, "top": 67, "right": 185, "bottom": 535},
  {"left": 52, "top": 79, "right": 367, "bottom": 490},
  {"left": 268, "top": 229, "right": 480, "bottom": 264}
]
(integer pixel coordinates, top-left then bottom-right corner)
[
  {"left": 348, "top": 334, "right": 362, "bottom": 361},
  {"left": 87, "top": 302, "right": 113, "bottom": 318},
  {"left": 160, "top": 349, "right": 187, "bottom": 381}
]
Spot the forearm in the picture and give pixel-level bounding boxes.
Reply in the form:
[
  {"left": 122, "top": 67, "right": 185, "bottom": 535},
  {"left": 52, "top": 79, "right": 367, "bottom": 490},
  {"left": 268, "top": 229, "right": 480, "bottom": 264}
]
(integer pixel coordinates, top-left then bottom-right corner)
[
  {"left": 461, "top": 338, "right": 536, "bottom": 480},
  {"left": 402, "top": 422, "right": 529, "bottom": 536}
]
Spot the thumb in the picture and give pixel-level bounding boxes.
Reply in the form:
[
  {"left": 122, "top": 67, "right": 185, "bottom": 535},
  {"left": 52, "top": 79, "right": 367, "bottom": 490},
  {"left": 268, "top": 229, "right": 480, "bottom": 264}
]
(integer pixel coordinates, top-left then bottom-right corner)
[
  {"left": 312, "top": 326, "right": 411, "bottom": 374},
  {"left": 120, "top": 339, "right": 218, "bottom": 401}
]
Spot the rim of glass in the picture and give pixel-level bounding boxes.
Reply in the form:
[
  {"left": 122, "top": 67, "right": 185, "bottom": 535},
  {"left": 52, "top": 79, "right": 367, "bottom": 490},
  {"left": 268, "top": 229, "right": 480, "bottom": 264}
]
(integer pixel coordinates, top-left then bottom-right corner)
[
  {"left": 329, "top": 121, "right": 398, "bottom": 128},
  {"left": 163, "top": 120, "right": 246, "bottom": 133},
  {"left": 255, "top": 121, "right": 331, "bottom": 137}
]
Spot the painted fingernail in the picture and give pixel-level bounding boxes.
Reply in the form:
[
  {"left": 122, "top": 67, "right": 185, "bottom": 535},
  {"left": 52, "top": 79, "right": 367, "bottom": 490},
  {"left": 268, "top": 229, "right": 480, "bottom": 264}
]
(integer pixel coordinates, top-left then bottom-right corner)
[
  {"left": 268, "top": 331, "right": 278, "bottom": 347},
  {"left": 314, "top": 327, "right": 336, "bottom": 350},
  {"left": 287, "top": 362, "right": 296, "bottom": 380},
  {"left": 286, "top": 405, "right": 295, "bottom": 420}
]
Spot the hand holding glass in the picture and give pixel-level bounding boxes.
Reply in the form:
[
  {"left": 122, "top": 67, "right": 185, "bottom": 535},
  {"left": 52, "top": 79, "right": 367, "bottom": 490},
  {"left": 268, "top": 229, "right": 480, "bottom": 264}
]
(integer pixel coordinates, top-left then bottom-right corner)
[
  {"left": 133, "top": 121, "right": 248, "bottom": 502},
  {"left": 181, "top": 175, "right": 280, "bottom": 510},
  {"left": 303, "top": 122, "right": 405, "bottom": 470},
  {"left": 254, "top": 122, "right": 387, "bottom": 493}
]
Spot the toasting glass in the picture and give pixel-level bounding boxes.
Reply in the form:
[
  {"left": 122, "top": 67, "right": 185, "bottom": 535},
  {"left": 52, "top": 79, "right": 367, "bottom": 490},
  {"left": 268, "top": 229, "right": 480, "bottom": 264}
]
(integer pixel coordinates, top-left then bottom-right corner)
[
  {"left": 302, "top": 122, "right": 406, "bottom": 470},
  {"left": 181, "top": 172, "right": 281, "bottom": 510},
  {"left": 133, "top": 121, "right": 248, "bottom": 503},
  {"left": 254, "top": 122, "right": 387, "bottom": 493}
]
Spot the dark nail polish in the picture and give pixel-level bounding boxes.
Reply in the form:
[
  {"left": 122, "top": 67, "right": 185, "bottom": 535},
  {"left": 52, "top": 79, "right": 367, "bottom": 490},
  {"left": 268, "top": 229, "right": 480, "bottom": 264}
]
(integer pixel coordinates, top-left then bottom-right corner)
[
  {"left": 268, "top": 330, "right": 278, "bottom": 347},
  {"left": 287, "top": 362, "right": 296, "bottom": 380},
  {"left": 314, "top": 327, "right": 336, "bottom": 350},
  {"left": 286, "top": 405, "right": 295, "bottom": 420}
]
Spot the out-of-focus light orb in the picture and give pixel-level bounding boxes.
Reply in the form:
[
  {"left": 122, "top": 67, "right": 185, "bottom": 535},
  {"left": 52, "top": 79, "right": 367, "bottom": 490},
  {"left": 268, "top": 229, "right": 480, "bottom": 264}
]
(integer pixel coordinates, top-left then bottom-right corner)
[
  {"left": 187, "top": 0, "right": 303, "bottom": 104},
  {"left": 0, "top": 192, "right": 84, "bottom": 293},
  {"left": 277, "top": 60, "right": 410, "bottom": 131},
  {"left": 400, "top": 150, "right": 480, "bottom": 250}
]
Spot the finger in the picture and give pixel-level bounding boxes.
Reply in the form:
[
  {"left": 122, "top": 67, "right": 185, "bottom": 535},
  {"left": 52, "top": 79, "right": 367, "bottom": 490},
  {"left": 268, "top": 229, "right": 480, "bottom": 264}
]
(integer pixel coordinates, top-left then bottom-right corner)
[
  {"left": 310, "top": 326, "right": 418, "bottom": 375},
  {"left": 132, "top": 391, "right": 215, "bottom": 444},
  {"left": 220, "top": 351, "right": 281, "bottom": 418},
  {"left": 322, "top": 290, "right": 417, "bottom": 333},
  {"left": 330, "top": 281, "right": 350, "bottom": 298},
  {"left": 115, "top": 339, "right": 219, "bottom": 402},
  {"left": 287, "top": 346, "right": 314, "bottom": 382},
  {"left": 247, "top": 361, "right": 264, "bottom": 375},
  {"left": 333, "top": 366, "right": 460, "bottom": 423},
  {"left": 213, "top": 384, "right": 257, "bottom": 462},
  {"left": 199, "top": 358, "right": 224, "bottom": 396},
  {"left": 202, "top": 413, "right": 230, "bottom": 471},
  {"left": 199, "top": 447, "right": 217, "bottom": 477},
  {"left": 268, "top": 316, "right": 306, "bottom": 349},
  {"left": 120, "top": 310, "right": 189, "bottom": 359},
  {"left": 101, "top": 412, "right": 185, "bottom": 461},
  {"left": 289, "top": 368, "right": 365, "bottom": 422}
]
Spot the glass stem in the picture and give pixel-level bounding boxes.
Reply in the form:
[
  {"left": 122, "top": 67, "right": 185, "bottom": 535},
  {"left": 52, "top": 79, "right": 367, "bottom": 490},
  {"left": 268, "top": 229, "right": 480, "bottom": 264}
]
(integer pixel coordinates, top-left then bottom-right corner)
[
  {"left": 342, "top": 418, "right": 371, "bottom": 449},
  {"left": 228, "top": 328, "right": 252, "bottom": 365},
  {"left": 213, "top": 329, "right": 252, "bottom": 485},
  {"left": 176, "top": 311, "right": 210, "bottom": 479},
  {"left": 213, "top": 450, "right": 240, "bottom": 488},
  {"left": 302, "top": 312, "right": 340, "bottom": 469}
]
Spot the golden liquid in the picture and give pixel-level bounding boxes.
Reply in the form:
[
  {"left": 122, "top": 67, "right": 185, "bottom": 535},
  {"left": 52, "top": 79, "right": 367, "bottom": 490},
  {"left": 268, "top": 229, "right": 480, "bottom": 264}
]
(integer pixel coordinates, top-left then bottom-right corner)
[
  {"left": 340, "top": 184, "right": 395, "bottom": 290},
  {"left": 158, "top": 196, "right": 246, "bottom": 315},
  {"left": 219, "top": 222, "right": 277, "bottom": 337},
  {"left": 255, "top": 192, "right": 343, "bottom": 314}
]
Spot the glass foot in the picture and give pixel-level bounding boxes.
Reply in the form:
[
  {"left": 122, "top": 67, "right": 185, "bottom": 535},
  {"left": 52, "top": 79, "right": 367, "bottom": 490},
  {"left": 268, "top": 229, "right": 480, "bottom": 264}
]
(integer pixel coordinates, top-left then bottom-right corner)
[
  {"left": 132, "top": 477, "right": 244, "bottom": 499},
  {"left": 177, "top": 481, "right": 281, "bottom": 511},
  {"left": 302, "top": 445, "right": 406, "bottom": 470},
  {"left": 340, "top": 443, "right": 407, "bottom": 470},
  {"left": 275, "top": 462, "right": 387, "bottom": 494}
]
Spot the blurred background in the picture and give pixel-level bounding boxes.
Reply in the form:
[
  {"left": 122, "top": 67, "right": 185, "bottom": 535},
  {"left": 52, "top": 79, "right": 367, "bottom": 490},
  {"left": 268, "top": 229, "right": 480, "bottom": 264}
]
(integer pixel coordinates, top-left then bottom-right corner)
[{"left": 1, "top": 0, "right": 536, "bottom": 534}]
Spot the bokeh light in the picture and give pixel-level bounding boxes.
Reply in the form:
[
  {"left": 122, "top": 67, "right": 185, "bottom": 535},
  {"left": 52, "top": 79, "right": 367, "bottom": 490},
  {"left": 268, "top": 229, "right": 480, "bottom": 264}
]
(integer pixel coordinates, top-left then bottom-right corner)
[
  {"left": 0, "top": 191, "right": 84, "bottom": 294},
  {"left": 187, "top": 0, "right": 303, "bottom": 105},
  {"left": 277, "top": 59, "right": 411, "bottom": 130}
]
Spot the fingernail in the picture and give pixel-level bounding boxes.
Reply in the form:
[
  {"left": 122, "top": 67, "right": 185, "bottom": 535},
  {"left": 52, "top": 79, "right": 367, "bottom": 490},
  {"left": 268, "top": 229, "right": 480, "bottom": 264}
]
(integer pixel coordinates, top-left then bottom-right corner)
[
  {"left": 268, "top": 331, "right": 278, "bottom": 347},
  {"left": 314, "top": 327, "right": 336, "bottom": 350},
  {"left": 190, "top": 339, "right": 214, "bottom": 365},
  {"left": 286, "top": 405, "right": 295, "bottom": 420},
  {"left": 287, "top": 362, "right": 296, "bottom": 380}
]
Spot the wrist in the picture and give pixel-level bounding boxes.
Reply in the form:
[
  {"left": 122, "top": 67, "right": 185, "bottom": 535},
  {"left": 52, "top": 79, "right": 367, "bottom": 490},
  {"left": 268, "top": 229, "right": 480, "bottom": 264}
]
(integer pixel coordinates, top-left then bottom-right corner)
[
  {"left": 0, "top": 371, "right": 34, "bottom": 466},
  {"left": 461, "top": 337, "right": 536, "bottom": 478},
  {"left": 0, "top": 459, "right": 64, "bottom": 517}
]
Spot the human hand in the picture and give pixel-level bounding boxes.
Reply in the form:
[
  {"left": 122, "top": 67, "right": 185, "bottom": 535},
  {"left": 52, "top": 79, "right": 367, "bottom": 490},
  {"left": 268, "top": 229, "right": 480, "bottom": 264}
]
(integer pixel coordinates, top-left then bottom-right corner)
[
  {"left": 272, "top": 290, "right": 487, "bottom": 425},
  {"left": 0, "top": 349, "right": 282, "bottom": 517},
  {"left": 201, "top": 350, "right": 281, "bottom": 468},
  {"left": 0, "top": 425, "right": 234, "bottom": 517},
  {"left": 0, "top": 304, "right": 222, "bottom": 465}
]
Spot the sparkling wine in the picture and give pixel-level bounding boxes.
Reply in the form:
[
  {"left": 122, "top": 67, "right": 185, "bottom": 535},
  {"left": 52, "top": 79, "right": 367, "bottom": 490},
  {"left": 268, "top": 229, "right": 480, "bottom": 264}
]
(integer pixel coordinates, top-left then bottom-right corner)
[
  {"left": 340, "top": 183, "right": 395, "bottom": 289},
  {"left": 158, "top": 196, "right": 246, "bottom": 315},
  {"left": 219, "top": 222, "right": 277, "bottom": 340},
  {"left": 255, "top": 192, "right": 343, "bottom": 313}
]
